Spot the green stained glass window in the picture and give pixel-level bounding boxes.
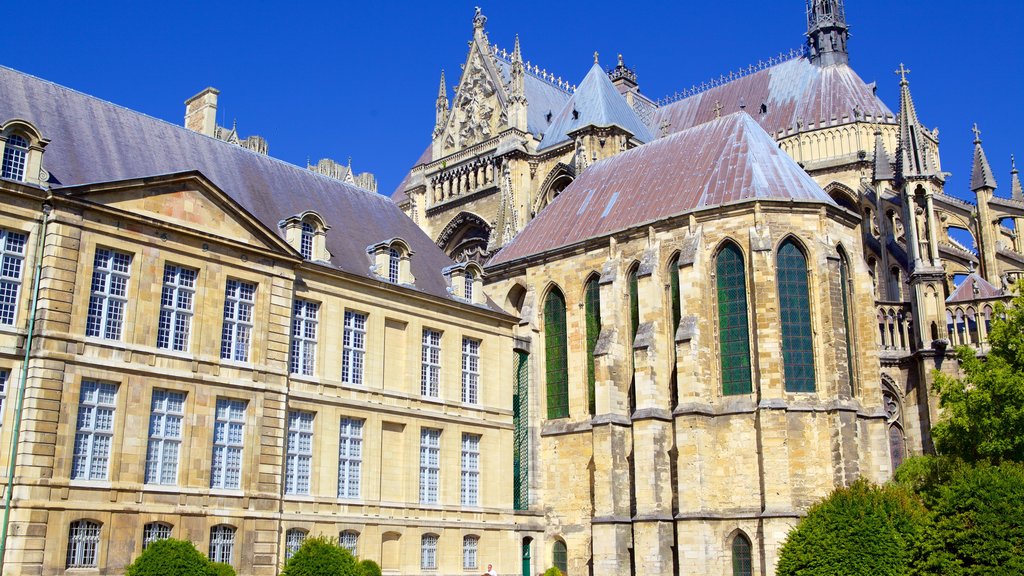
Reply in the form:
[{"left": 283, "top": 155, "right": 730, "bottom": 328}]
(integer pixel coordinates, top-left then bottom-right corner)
[
  {"left": 717, "top": 243, "right": 752, "bottom": 395},
  {"left": 732, "top": 533, "right": 752, "bottom": 576},
  {"left": 513, "top": 350, "right": 529, "bottom": 510},
  {"left": 669, "top": 255, "right": 681, "bottom": 333},
  {"left": 839, "top": 251, "right": 855, "bottom": 395},
  {"left": 777, "top": 240, "right": 816, "bottom": 392},
  {"left": 584, "top": 277, "right": 601, "bottom": 416},
  {"left": 544, "top": 289, "right": 569, "bottom": 419},
  {"left": 553, "top": 540, "right": 568, "bottom": 574},
  {"left": 628, "top": 266, "right": 639, "bottom": 340}
]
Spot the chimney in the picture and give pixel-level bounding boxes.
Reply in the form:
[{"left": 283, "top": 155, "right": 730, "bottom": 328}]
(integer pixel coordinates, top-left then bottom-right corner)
[{"left": 184, "top": 87, "right": 219, "bottom": 136}]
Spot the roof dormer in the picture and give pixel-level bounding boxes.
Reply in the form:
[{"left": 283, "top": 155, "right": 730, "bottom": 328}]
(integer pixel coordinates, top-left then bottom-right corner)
[
  {"left": 443, "top": 261, "right": 485, "bottom": 305},
  {"left": 0, "top": 119, "right": 49, "bottom": 185},
  {"left": 279, "top": 211, "right": 331, "bottom": 261},
  {"left": 367, "top": 238, "right": 415, "bottom": 286}
]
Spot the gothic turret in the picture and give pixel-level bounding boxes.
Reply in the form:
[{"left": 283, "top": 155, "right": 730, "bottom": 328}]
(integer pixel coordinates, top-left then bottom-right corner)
[
  {"left": 433, "top": 70, "right": 449, "bottom": 138},
  {"left": 806, "top": 0, "right": 849, "bottom": 66},
  {"left": 970, "top": 124, "right": 997, "bottom": 193},
  {"left": 894, "top": 64, "right": 936, "bottom": 182},
  {"left": 872, "top": 129, "right": 895, "bottom": 184},
  {"left": 1011, "top": 155, "right": 1022, "bottom": 202},
  {"left": 508, "top": 35, "right": 528, "bottom": 131},
  {"left": 971, "top": 125, "right": 1002, "bottom": 285}
]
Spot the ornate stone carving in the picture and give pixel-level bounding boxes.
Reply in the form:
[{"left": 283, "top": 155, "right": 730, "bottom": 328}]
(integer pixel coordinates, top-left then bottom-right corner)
[{"left": 451, "top": 52, "right": 498, "bottom": 150}]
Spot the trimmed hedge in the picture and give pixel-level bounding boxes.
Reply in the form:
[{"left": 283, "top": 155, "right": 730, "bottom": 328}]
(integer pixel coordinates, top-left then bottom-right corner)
[
  {"left": 280, "top": 536, "right": 361, "bottom": 576},
  {"left": 125, "top": 538, "right": 234, "bottom": 576}
]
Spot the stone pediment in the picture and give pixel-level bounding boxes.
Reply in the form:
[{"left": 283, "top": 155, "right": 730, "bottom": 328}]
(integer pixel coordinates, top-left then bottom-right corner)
[{"left": 440, "top": 43, "right": 508, "bottom": 154}]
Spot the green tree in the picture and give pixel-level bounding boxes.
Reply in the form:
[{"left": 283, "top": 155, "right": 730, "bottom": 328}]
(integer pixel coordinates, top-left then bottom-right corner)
[
  {"left": 775, "top": 479, "right": 928, "bottom": 576},
  {"left": 125, "top": 538, "right": 228, "bottom": 576},
  {"left": 933, "top": 290, "right": 1024, "bottom": 463},
  {"left": 280, "top": 536, "right": 361, "bottom": 576},
  {"left": 543, "top": 568, "right": 564, "bottom": 576},
  {"left": 358, "top": 559, "right": 382, "bottom": 576}
]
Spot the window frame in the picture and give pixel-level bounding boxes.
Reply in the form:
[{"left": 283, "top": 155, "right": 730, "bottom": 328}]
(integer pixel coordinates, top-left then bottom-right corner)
[
  {"left": 584, "top": 275, "right": 601, "bottom": 416},
  {"left": 461, "top": 433, "right": 480, "bottom": 506},
  {"left": 208, "top": 524, "right": 236, "bottom": 565},
  {"left": 1, "top": 133, "right": 28, "bottom": 181},
  {"left": 71, "top": 381, "right": 118, "bottom": 481},
  {"left": 461, "top": 337, "right": 480, "bottom": 404},
  {"left": 142, "top": 522, "right": 172, "bottom": 550},
  {"left": 66, "top": 519, "right": 101, "bottom": 569},
  {"left": 341, "top": 310, "right": 367, "bottom": 385},
  {"left": 421, "top": 328, "right": 442, "bottom": 398},
  {"left": 220, "top": 279, "right": 255, "bottom": 363},
  {"left": 145, "top": 389, "right": 185, "bottom": 485},
  {"left": 285, "top": 528, "right": 307, "bottom": 560},
  {"left": 300, "top": 221, "right": 315, "bottom": 260},
  {"left": 543, "top": 288, "right": 569, "bottom": 419},
  {"left": 777, "top": 239, "right": 817, "bottom": 393},
  {"left": 338, "top": 417, "right": 363, "bottom": 499},
  {"left": 421, "top": 533, "right": 438, "bottom": 570},
  {"left": 290, "top": 299, "right": 319, "bottom": 376},
  {"left": 85, "top": 248, "right": 132, "bottom": 341},
  {"left": 339, "top": 530, "right": 359, "bottom": 555},
  {"left": 156, "top": 264, "right": 197, "bottom": 352},
  {"left": 285, "top": 410, "right": 314, "bottom": 496},
  {"left": 0, "top": 228, "right": 27, "bottom": 326},
  {"left": 732, "top": 532, "right": 753, "bottom": 576},
  {"left": 419, "top": 428, "right": 441, "bottom": 505},
  {"left": 715, "top": 242, "right": 753, "bottom": 396},
  {"left": 463, "top": 535, "right": 479, "bottom": 570},
  {"left": 210, "top": 398, "right": 246, "bottom": 490}
]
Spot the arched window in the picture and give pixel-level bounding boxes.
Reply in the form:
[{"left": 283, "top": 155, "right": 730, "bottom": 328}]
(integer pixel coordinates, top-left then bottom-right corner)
[
  {"left": 552, "top": 539, "right": 568, "bottom": 574},
  {"left": 142, "top": 522, "right": 171, "bottom": 550},
  {"left": 732, "top": 532, "right": 752, "bottom": 576},
  {"left": 838, "top": 249, "right": 856, "bottom": 395},
  {"left": 339, "top": 530, "right": 358, "bottom": 555},
  {"left": 716, "top": 242, "right": 752, "bottom": 395},
  {"left": 285, "top": 528, "right": 307, "bottom": 560},
  {"left": 388, "top": 247, "right": 400, "bottom": 283},
  {"left": 209, "top": 525, "right": 236, "bottom": 565},
  {"left": 1, "top": 134, "right": 28, "bottom": 181},
  {"left": 883, "top": 384, "right": 906, "bottom": 471},
  {"left": 300, "top": 222, "right": 314, "bottom": 260},
  {"left": 463, "top": 535, "right": 479, "bottom": 570},
  {"left": 627, "top": 264, "right": 639, "bottom": 414},
  {"left": 544, "top": 288, "right": 568, "bottom": 419},
  {"left": 668, "top": 254, "right": 681, "bottom": 332},
  {"left": 584, "top": 276, "right": 601, "bottom": 416},
  {"left": 777, "top": 239, "right": 815, "bottom": 392},
  {"left": 888, "top": 267, "right": 902, "bottom": 301},
  {"left": 421, "top": 534, "right": 438, "bottom": 570},
  {"left": 513, "top": 350, "right": 529, "bottom": 510},
  {"left": 66, "top": 520, "right": 101, "bottom": 568}
]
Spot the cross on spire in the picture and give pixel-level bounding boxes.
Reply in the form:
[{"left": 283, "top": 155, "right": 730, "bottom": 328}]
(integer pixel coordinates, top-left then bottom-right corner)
[
  {"left": 713, "top": 100, "right": 723, "bottom": 118},
  {"left": 895, "top": 63, "right": 911, "bottom": 84},
  {"left": 593, "top": 51, "right": 599, "bottom": 65},
  {"left": 972, "top": 123, "right": 982, "bottom": 144}
]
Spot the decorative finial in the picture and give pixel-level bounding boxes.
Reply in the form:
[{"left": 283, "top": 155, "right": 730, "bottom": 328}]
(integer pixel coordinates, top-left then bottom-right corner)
[
  {"left": 618, "top": 53, "right": 624, "bottom": 67},
  {"left": 972, "top": 123, "right": 982, "bottom": 145},
  {"left": 1013, "top": 154, "right": 1017, "bottom": 172},
  {"left": 895, "top": 63, "right": 911, "bottom": 84},
  {"left": 713, "top": 100, "right": 723, "bottom": 119},
  {"left": 593, "top": 51, "right": 599, "bottom": 65},
  {"left": 473, "top": 7, "right": 486, "bottom": 30}
]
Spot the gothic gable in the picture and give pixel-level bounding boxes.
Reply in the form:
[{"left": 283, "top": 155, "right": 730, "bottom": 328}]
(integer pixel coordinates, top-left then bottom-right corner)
[{"left": 439, "top": 41, "right": 508, "bottom": 154}]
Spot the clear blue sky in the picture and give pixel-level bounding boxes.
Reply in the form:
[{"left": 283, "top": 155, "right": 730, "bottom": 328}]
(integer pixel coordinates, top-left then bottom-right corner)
[{"left": 6, "top": 1, "right": 1023, "bottom": 204}]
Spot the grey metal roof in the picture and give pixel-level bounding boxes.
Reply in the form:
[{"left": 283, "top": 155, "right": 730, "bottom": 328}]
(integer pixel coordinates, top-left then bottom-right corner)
[
  {"left": 488, "top": 112, "right": 835, "bottom": 267},
  {"left": 946, "top": 272, "right": 1004, "bottom": 303},
  {"left": 652, "top": 57, "right": 894, "bottom": 137},
  {"left": 493, "top": 58, "right": 572, "bottom": 137},
  {"left": 970, "top": 136, "right": 997, "bottom": 191},
  {"left": 0, "top": 65, "right": 475, "bottom": 306},
  {"left": 538, "top": 63, "right": 655, "bottom": 151}
]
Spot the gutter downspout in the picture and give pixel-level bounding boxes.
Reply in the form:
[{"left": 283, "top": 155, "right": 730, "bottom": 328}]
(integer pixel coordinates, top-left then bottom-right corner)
[{"left": 0, "top": 201, "right": 51, "bottom": 572}]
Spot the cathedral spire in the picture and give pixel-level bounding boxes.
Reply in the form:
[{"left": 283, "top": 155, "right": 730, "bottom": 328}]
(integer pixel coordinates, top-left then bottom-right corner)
[
  {"left": 970, "top": 124, "right": 997, "bottom": 192},
  {"left": 806, "top": 0, "right": 849, "bottom": 66},
  {"left": 433, "top": 69, "right": 449, "bottom": 138},
  {"left": 1011, "top": 155, "right": 1023, "bottom": 201},
  {"left": 894, "top": 64, "right": 933, "bottom": 181}
]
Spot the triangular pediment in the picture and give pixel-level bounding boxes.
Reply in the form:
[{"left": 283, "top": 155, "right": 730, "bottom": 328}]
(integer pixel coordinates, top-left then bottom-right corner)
[
  {"left": 61, "top": 171, "right": 294, "bottom": 255},
  {"left": 438, "top": 38, "right": 508, "bottom": 154}
]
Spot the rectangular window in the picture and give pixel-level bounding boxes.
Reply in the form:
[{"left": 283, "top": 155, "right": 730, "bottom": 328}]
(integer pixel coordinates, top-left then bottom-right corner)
[
  {"left": 210, "top": 398, "right": 246, "bottom": 489},
  {"left": 285, "top": 411, "right": 314, "bottom": 495},
  {"left": 142, "top": 523, "right": 171, "bottom": 550},
  {"left": 461, "top": 433, "right": 480, "bottom": 506},
  {"left": 421, "top": 329, "right": 441, "bottom": 398},
  {"left": 145, "top": 389, "right": 185, "bottom": 485},
  {"left": 71, "top": 381, "right": 117, "bottom": 481},
  {"left": 463, "top": 536, "right": 478, "bottom": 570},
  {"left": 419, "top": 428, "right": 440, "bottom": 504},
  {"left": 338, "top": 417, "right": 363, "bottom": 499},
  {"left": 0, "top": 369, "right": 8, "bottom": 417},
  {"left": 421, "top": 534, "right": 438, "bottom": 570},
  {"left": 461, "top": 337, "right": 480, "bottom": 404},
  {"left": 290, "top": 299, "right": 319, "bottom": 376},
  {"left": 220, "top": 279, "right": 255, "bottom": 362},
  {"left": 0, "top": 229, "right": 27, "bottom": 326},
  {"left": 341, "top": 311, "right": 367, "bottom": 385},
  {"left": 86, "top": 248, "right": 132, "bottom": 340},
  {"left": 1, "top": 135, "right": 27, "bottom": 182},
  {"left": 157, "top": 264, "right": 197, "bottom": 352}
]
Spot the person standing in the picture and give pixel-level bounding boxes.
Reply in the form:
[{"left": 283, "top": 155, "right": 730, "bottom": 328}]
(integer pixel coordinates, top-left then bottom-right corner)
[{"left": 483, "top": 563, "right": 497, "bottom": 576}]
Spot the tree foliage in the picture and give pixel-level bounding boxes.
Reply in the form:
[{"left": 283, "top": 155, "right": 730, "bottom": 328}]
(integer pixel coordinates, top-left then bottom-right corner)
[
  {"left": 125, "top": 538, "right": 234, "bottom": 576},
  {"left": 775, "top": 479, "right": 928, "bottom": 576},
  {"left": 933, "top": 290, "right": 1024, "bottom": 463},
  {"left": 543, "top": 568, "right": 564, "bottom": 576},
  {"left": 358, "top": 559, "right": 382, "bottom": 576},
  {"left": 280, "top": 536, "right": 361, "bottom": 576}
]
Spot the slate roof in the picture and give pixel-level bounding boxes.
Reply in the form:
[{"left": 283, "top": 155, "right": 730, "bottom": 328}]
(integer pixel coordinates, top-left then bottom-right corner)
[
  {"left": 493, "top": 58, "right": 572, "bottom": 137},
  {"left": 652, "top": 57, "right": 894, "bottom": 137},
  {"left": 0, "top": 65, "right": 475, "bottom": 306},
  {"left": 488, "top": 112, "right": 835, "bottom": 267},
  {"left": 946, "top": 272, "right": 1004, "bottom": 304},
  {"left": 538, "top": 63, "right": 654, "bottom": 151},
  {"left": 970, "top": 137, "right": 997, "bottom": 191}
]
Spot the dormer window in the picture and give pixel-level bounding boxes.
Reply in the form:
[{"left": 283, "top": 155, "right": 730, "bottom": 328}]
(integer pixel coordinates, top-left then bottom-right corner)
[
  {"left": 279, "top": 212, "right": 330, "bottom": 262},
  {"left": 443, "top": 261, "right": 484, "bottom": 305},
  {"left": 464, "top": 270, "right": 475, "bottom": 300},
  {"left": 0, "top": 121, "right": 48, "bottom": 185},
  {"left": 1, "top": 134, "right": 27, "bottom": 181},
  {"left": 367, "top": 238, "right": 414, "bottom": 286}
]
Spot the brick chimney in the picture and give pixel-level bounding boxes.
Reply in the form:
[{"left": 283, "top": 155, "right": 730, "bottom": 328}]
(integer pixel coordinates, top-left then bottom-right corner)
[{"left": 184, "top": 87, "right": 219, "bottom": 136}]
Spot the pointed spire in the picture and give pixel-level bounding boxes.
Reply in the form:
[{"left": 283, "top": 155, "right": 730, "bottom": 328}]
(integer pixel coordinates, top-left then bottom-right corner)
[
  {"left": 1011, "top": 155, "right": 1023, "bottom": 201},
  {"left": 508, "top": 34, "right": 528, "bottom": 130},
  {"left": 872, "top": 129, "right": 895, "bottom": 182},
  {"left": 433, "top": 69, "right": 450, "bottom": 138},
  {"left": 894, "top": 64, "right": 933, "bottom": 181},
  {"left": 970, "top": 124, "right": 998, "bottom": 191},
  {"left": 437, "top": 69, "right": 447, "bottom": 100},
  {"left": 806, "top": 0, "right": 849, "bottom": 66},
  {"left": 512, "top": 34, "right": 522, "bottom": 62}
]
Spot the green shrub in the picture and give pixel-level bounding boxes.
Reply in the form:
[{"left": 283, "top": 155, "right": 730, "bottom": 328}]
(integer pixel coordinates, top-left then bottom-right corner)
[
  {"left": 543, "top": 568, "right": 564, "bottom": 576},
  {"left": 125, "top": 538, "right": 214, "bottom": 576},
  {"left": 359, "top": 558, "right": 382, "bottom": 576},
  {"left": 207, "top": 562, "right": 236, "bottom": 576},
  {"left": 776, "top": 479, "right": 927, "bottom": 576},
  {"left": 281, "top": 535, "right": 361, "bottom": 576}
]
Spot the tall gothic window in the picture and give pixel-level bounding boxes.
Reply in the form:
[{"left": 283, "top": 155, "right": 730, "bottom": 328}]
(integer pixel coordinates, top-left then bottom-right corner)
[
  {"left": 883, "top": 384, "right": 906, "bottom": 471},
  {"left": 777, "top": 239, "right": 816, "bottom": 392},
  {"left": 513, "top": 350, "right": 529, "bottom": 510},
  {"left": 544, "top": 288, "right": 568, "bottom": 419},
  {"left": 584, "top": 275, "right": 601, "bottom": 416},
  {"left": 717, "top": 242, "right": 752, "bottom": 395},
  {"left": 838, "top": 248, "right": 856, "bottom": 395},
  {"left": 732, "top": 532, "right": 753, "bottom": 576},
  {"left": 627, "top": 264, "right": 639, "bottom": 414},
  {"left": 553, "top": 540, "right": 568, "bottom": 574},
  {"left": 668, "top": 254, "right": 681, "bottom": 332}
]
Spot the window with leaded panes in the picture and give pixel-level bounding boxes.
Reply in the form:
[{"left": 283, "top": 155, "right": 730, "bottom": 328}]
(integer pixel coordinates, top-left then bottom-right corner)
[
  {"left": 1, "top": 134, "right": 28, "bottom": 181},
  {"left": 464, "top": 270, "right": 475, "bottom": 300},
  {"left": 210, "top": 399, "right": 246, "bottom": 489},
  {"left": 338, "top": 417, "right": 363, "bottom": 499},
  {"left": 339, "top": 530, "right": 358, "bottom": 555},
  {"left": 421, "top": 534, "right": 438, "bottom": 570},
  {"left": 421, "top": 329, "right": 441, "bottom": 398},
  {"left": 342, "top": 311, "right": 367, "bottom": 385},
  {"left": 839, "top": 250, "right": 856, "bottom": 394},
  {"left": 66, "top": 520, "right": 100, "bottom": 568},
  {"left": 157, "top": 264, "right": 196, "bottom": 351},
  {"left": 463, "top": 535, "right": 479, "bottom": 570},
  {"left": 628, "top": 265, "right": 639, "bottom": 340},
  {"left": 300, "top": 222, "right": 314, "bottom": 260},
  {"left": 71, "top": 381, "right": 117, "bottom": 481},
  {"left": 544, "top": 288, "right": 568, "bottom": 419},
  {"left": 461, "top": 337, "right": 480, "bottom": 404},
  {"left": 86, "top": 248, "right": 132, "bottom": 340},
  {"left": 220, "top": 280, "right": 255, "bottom": 362},
  {"left": 388, "top": 247, "right": 400, "bottom": 283},
  {"left": 285, "top": 411, "right": 314, "bottom": 495},
  {"left": 668, "top": 254, "right": 681, "bottom": 332},
  {"left": 513, "top": 350, "right": 529, "bottom": 510},
  {"left": 461, "top": 433, "right": 480, "bottom": 506},
  {"left": 142, "top": 522, "right": 171, "bottom": 550},
  {"left": 553, "top": 540, "right": 568, "bottom": 574},
  {"left": 716, "top": 242, "right": 752, "bottom": 395},
  {"left": 290, "top": 299, "right": 319, "bottom": 376},
  {"left": 0, "top": 229, "right": 27, "bottom": 326},
  {"left": 732, "top": 533, "right": 752, "bottom": 576},
  {"left": 584, "top": 276, "right": 601, "bottom": 416},
  {"left": 285, "top": 528, "right": 306, "bottom": 560},
  {"left": 209, "top": 525, "right": 235, "bottom": 565},
  {"left": 145, "top": 389, "right": 184, "bottom": 485},
  {"left": 419, "top": 428, "right": 440, "bottom": 504},
  {"left": 777, "top": 239, "right": 816, "bottom": 392}
]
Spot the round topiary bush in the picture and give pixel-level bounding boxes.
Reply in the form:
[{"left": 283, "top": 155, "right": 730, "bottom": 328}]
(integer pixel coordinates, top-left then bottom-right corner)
[
  {"left": 207, "top": 562, "right": 236, "bottom": 576},
  {"left": 543, "top": 568, "right": 564, "bottom": 576},
  {"left": 125, "top": 538, "right": 214, "bottom": 576},
  {"left": 359, "top": 558, "right": 382, "bottom": 576},
  {"left": 281, "top": 535, "right": 361, "bottom": 576}
]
